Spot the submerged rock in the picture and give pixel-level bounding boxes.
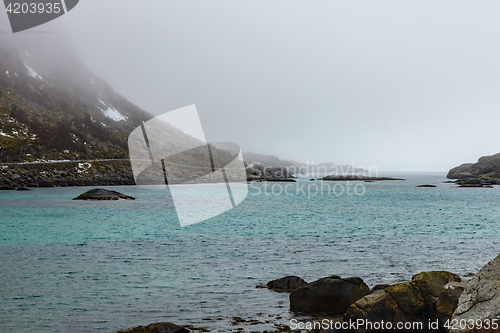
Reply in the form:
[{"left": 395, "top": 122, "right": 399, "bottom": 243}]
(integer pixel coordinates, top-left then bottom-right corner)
[
  {"left": 267, "top": 276, "right": 307, "bottom": 292},
  {"left": 73, "top": 188, "right": 135, "bottom": 200},
  {"left": 417, "top": 184, "right": 437, "bottom": 188},
  {"left": 451, "top": 254, "right": 500, "bottom": 332},
  {"left": 115, "top": 322, "right": 189, "bottom": 333},
  {"left": 290, "top": 275, "right": 370, "bottom": 315}
]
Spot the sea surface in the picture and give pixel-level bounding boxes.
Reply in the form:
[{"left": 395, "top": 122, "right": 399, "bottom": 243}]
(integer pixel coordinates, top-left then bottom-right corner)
[{"left": 1, "top": 172, "right": 500, "bottom": 332}]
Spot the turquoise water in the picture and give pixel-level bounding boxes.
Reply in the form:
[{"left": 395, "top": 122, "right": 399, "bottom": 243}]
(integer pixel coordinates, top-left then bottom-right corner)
[{"left": 1, "top": 173, "right": 500, "bottom": 332}]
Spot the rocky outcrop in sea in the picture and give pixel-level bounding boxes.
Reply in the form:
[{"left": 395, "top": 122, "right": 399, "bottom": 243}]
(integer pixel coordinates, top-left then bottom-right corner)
[
  {"left": 266, "top": 276, "right": 307, "bottom": 292},
  {"left": 73, "top": 188, "right": 135, "bottom": 200},
  {"left": 260, "top": 271, "right": 472, "bottom": 333},
  {"left": 290, "top": 275, "right": 370, "bottom": 315},
  {"left": 448, "top": 153, "right": 500, "bottom": 187},
  {"left": 113, "top": 254, "right": 500, "bottom": 333}
]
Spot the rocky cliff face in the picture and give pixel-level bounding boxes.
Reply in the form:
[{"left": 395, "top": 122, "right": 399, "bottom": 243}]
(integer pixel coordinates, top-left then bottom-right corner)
[{"left": 447, "top": 153, "right": 500, "bottom": 180}]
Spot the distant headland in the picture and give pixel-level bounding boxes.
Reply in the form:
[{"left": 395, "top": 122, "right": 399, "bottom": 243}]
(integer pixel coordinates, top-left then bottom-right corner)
[{"left": 447, "top": 153, "right": 500, "bottom": 187}]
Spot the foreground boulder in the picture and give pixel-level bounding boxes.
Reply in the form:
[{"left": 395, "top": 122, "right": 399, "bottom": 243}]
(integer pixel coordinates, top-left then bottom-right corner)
[
  {"left": 451, "top": 255, "right": 500, "bottom": 332},
  {"left": 436, "top": 281, "right": 469, "bottom": 327},
  {"left": 267, "top": 276, "right": 306, "bottom": 292},
  {"left": 116, "top": 322, "right": 189, "bottom": 333},
  {"left": 290, "top": 275, "right": 370, "bottom": 314},
  {"left": 370, "top": 284, "right": 390, "bottom": 293},
  {"left": 344, "top": 271, "right": 461, "bottom": 332},
  {"left": 73, "top": 188, "right": 135, "bottom": 200}
]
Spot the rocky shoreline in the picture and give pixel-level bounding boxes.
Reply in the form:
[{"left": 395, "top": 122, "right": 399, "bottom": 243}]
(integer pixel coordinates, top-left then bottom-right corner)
[
  {"left": 0, "top": 160, "right": 136, "bottom": 189},
  {"left": 113, "top": 254, "right": 500, "bottom": 333},
  {"left": 0, "top": 160, "right": 300, "bottom": 189}
]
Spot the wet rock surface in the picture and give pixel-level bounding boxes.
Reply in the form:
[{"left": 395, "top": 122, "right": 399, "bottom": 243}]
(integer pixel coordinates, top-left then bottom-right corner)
[
  {"left": 115, "top": 322, "right": 190, "bottom": 333},
  {"left": 267, "top": 276, "right": 307, "bottom": 292},
  {"left": 436, "top": 281, "right": 469, "bottom": 328},
  {"left": 290, "top": 275, "right": 370, "bottom": 315},
  {"left": 73, "top": 188, "right": 135, "bottom": 200},
  {"left": 344, "top": 271, "right": 461, "bottom": 332},
  {"left": 370, "top": 284, "right": 390, "bottom": 293}
]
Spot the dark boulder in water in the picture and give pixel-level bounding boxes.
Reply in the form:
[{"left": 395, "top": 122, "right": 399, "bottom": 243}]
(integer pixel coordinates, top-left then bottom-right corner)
[
  {"left": 73, "top": 188, "right": 135, "bottom": 200},
  {"left": 115, "top": 322, "right": 189, "bottom": 333},
  {"left": 267, "top": 276, "right": 307, "bottom": 292},
  {"left": 290, "top": 275, "right": 370, "bottom": 314}
]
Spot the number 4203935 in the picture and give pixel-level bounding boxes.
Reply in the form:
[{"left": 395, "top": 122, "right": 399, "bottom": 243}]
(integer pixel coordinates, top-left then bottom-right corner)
[
  {"left": 444, "top": 319, "right": 499, "bottom": 330},
  {"left": 5, "top": 2, "right": 62, "bottom": 14}
]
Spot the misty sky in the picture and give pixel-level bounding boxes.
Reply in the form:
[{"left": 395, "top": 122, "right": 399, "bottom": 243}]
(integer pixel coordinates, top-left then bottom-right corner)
[{"left": 31, "top": 1, "right": 500, "bottom": 171}]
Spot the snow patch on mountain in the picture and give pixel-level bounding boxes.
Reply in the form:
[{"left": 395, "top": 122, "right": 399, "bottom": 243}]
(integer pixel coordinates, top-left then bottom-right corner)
[
  {"left": 24, "top": 63, "right": 43, "bottom": 80},
  {"left": 97, "top": 98, "right": 127, "bottom": 121},
  {"left": 103, "top": 106, "right": 127, "bottom": 121}
]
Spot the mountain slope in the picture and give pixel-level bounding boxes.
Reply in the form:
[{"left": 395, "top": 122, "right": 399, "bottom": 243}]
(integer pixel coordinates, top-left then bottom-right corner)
[{"left": 0, "top": 24, "right": 153, "bottom": 163}]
